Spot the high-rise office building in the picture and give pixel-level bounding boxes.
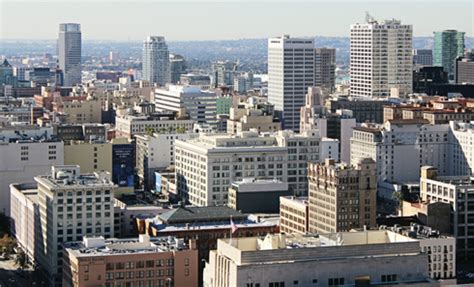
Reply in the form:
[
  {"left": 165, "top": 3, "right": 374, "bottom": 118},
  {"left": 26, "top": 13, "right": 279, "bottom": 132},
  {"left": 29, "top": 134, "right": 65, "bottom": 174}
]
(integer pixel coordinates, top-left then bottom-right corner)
[
  {"left": 169, "top": 53, "right": 186, "bottom": 84},
  {"left": 142, "top": 36, "right": 170, "bottom": 86},
  {"left": 412, "top": 49, "right": 433, "bottom": 67},
  {"left": 314, "top": 47, "right": 336, "bottom": 92},
  {"left": 433, "top": 30, "right": 465, "bottom": 80},
  {"left": 308, "top": 158, "right": 377, "bottom": 234},
  {"left": 268, "top": 35, "right": 315, "bottom": 131},
  {"left": 58, "top": 23, "right": 82, "bottom": 87},
  {"left": 350, "top": 15, "right": 413, "bottom": 98}
]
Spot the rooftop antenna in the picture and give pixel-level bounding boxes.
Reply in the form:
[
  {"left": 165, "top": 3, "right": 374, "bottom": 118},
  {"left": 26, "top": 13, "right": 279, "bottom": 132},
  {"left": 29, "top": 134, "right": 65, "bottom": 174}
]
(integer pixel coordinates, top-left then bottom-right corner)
[{"left": 365, "top": 11, "right": 375, "bottom": 23}]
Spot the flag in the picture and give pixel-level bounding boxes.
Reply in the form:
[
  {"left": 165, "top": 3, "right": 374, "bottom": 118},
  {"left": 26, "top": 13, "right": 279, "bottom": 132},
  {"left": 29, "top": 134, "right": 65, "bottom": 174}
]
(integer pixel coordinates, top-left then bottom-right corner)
[{"left": 230, "top": 218, "right": 238, "bottom": 234}]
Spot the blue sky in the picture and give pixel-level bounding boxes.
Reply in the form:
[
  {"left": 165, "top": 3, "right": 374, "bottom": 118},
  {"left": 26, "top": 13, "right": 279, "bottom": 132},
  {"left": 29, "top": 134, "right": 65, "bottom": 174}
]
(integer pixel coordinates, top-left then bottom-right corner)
[{"left": 1, "top": 0, "right": 473, "bottom": 40}]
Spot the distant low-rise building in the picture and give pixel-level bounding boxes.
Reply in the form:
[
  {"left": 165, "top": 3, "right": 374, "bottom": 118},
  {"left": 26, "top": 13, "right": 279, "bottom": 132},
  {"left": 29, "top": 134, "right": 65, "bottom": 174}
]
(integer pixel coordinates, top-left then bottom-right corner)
[{"left": 115, "top": 112, "right": 194, "bottom": 138}]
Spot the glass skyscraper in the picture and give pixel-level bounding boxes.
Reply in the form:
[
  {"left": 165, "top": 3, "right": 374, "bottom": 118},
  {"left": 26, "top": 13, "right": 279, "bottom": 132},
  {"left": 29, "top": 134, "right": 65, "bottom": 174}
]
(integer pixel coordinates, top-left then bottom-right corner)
[{"left": 433, "top": 30, "right": 465, "bottom": 80}]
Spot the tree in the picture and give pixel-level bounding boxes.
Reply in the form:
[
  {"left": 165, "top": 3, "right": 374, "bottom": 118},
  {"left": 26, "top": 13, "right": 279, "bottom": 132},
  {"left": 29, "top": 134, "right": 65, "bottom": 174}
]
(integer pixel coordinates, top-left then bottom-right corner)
[
  {"left": 0, "top": 235, "right": 16, "bottom": 260},
  {"left": 176, "top": 127, "right": 186, "bottom": 134},
  {"left": 145, "top": 126, "right": 155, "bottom": 136},
  {"left": 15, "top": 249, "right": 28, "bottom": 270}
]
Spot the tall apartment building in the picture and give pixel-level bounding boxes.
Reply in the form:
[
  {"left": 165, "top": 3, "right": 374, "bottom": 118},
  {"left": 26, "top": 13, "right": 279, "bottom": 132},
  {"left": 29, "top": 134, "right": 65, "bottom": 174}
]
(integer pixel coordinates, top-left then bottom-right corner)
[
  {"left": 58, "top": 23, "right": 82, "bottom": 87},
  {"left": 314, "top": 47, "right": 336, "bottom": 92},
  {"left": 420, "top": 166, "right": 473, "bottom": 261},
  {"left": 268, "top": 35, "right": 315, "bottom": 131},
  {"left": 62, "top": 235, "right": 198, "bottom": 287},
  {"left": 308, "top": 158, "right": 377, "bottom": 233},
  {"left": 175, "top": 130, "right": 338, "bottom": 206},
  {"left": 412, "top": 49, "right": 433, "bottom": 67},
  {"left": 0, "top": 139, "right": 64, "bottom": 215},
  {"left": 34, "top": 165, "right": 116, "bottom": 285},
  {"left": 433, "top": 30, "right": 465, "bottom": 80},
  {"left": 204, "top": 232, "right": 435, "bottom": 287},
  {"left": 350, "top": 16, "right": 413, "bottom": 98},
  {"left": 350, "top": 120, "right": 450, "bottom": 184},
  {"left": 142, "top": 36, "right": 169, "bottom": 86},
  {"left": 52, "top": 97, "right": 102, "bottom": 124},
  {"left": 279, "top": 196, "right": 309, "bottom": 234},
  {"left": 154, "top": 85, "right": 217, "bottom": 125}
]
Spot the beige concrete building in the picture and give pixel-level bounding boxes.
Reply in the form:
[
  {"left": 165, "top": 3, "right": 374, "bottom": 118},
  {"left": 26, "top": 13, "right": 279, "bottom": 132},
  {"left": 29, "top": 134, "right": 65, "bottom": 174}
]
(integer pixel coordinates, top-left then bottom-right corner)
[
  {"left": 204, "top": 231, "right": 436, "bottom": 287},
  {"left": 420, "top": 166, "right": 474, "bottom": 261},
  {"left": 279, "top": 196, "right": 309, "bottom": 234},
  {"left": 35, "top": 165, "right": 117, "bottom": 286},
  {"left": 115, "top": 112, "right": 194, "bottom": 138},
  {"left": 53, "top": 97, "right": 102, "bottom": 124},
  {"left": 308, "top": 158, "right": 377, "bottom": 233},
  {"left": 226, "top": 103, "right": 281, "bottom": 135},
  {"left": 64, "top": 141, "right": 112, "bottom": 173},
  {"left": 63, "top": 235, "right": 199, "bottom": 287},
  {"left": 10, "top": 182, "right": 39, "bottom": 264}
]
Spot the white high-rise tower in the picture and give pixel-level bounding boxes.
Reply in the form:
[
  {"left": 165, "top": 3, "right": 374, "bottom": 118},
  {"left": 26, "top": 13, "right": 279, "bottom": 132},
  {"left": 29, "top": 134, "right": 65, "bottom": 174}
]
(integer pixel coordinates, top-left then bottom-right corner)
[
  {"left": 142, "top": 36, "right": 170, "bottom": 86},
  {"left": 268, "top": 35, "right": 315, "bottom": 131},
  {"left": 58, "top": 23, "right": 82, "bottom": 87},
  {"left": 350, "top": 14, "right": 413, "bottom": 98}
]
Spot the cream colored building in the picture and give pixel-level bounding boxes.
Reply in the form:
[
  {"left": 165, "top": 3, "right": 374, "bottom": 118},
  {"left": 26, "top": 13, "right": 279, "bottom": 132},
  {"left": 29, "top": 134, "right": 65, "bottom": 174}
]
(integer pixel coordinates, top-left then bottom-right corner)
[
  {"left": 34, "top": 165, "right": 117, "bottom": 285},
  {"left": 279, "top": 196, "right": 309, "bottom": 234},
  {"left": 10, "top": 183, "right": 39, "bottom": 265},
  {"left": 204, "top": 231, "right": 437, "bottom": 287},
  {"left": 54, "top": 97, "right": 102, "bottom": 124},
  {"left": 308, "top": 158, "right": 377, "bottom": 234},
  {"left": 115, "top": 113, "right": 194, "bottom": 138},
  {"left": 64, "top": 141, "right": 112, "bottom": 173},
  {"left": 175, "top": 130, "right": 338, "bottom": 206},
  {"left": 227, "top": 103, "right": 281, "bottom": 135}
]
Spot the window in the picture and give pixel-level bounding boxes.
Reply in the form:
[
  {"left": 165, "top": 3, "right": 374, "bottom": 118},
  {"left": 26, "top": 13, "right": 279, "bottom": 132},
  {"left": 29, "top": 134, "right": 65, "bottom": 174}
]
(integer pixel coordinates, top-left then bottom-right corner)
[
  {"left": 184, "top": 258, "right": 189, "bottom": 266},
  {"left": 269, "top": 283, "right": 285, "bottom": 287},
  {"left": 185, "top": 268, "right": 189, "bottom": 276},
  {"left": 381, "top": 274, "right": 397, "bottom": 283},
  {"left": 328, "top": 278, "right": 344, "bottom": 286}
]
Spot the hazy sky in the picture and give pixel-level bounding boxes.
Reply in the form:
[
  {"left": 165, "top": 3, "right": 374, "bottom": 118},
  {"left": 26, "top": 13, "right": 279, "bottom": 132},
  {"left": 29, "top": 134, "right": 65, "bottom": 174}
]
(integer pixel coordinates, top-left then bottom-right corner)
[{"left": 1, "top": 0, "right": 473, "bottom": 41}]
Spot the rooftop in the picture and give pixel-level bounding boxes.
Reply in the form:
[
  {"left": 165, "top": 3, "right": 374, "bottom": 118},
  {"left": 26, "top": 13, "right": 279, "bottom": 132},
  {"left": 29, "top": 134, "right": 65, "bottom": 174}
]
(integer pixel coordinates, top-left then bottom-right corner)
[
  {"left": 158, "top": 206, "right": 247, "bottom": 224},
  {"left": 64, "top": 235, "right": 190, "bottom": 258},
  {"left": 35, "top": 165, "right": 115, "bottom": 189}
]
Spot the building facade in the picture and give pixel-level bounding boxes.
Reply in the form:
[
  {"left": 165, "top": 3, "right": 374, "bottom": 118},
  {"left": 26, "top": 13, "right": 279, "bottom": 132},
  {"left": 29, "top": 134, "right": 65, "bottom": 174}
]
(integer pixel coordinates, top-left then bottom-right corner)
[
  {"left": 308, "top": 158, "right": 377, "bottom": 233},
  {"left": 142, "top": 36, "right": 169, "bottom": 86},
  {"left": 350, "top": 16, "right": 412, "bottom": 98},
  {"left": 204, "top": 232, "right": 435, "bottom": 287},
  {"left": 58, "top": 23, "right": 82, "bottom": 87},
  {"left": 154, "top": 85, "right": 217, "bottom": 125},
  {"left": 314, "top": 48, "right": 336, "bottom": 93},
  {"left": 34, "top": 165, "right": 116, "bottom": 285},
  {"left": 413, "top": 49, "right": 433, "bottom": 67},
  {"left": 433, "top": 30, "right": 465, "bottom": 80},
  {"left": 268, "top": 35, "right": 315, "bottom": 131},
  {"left": 62, "top": 235, "right": 198, "bottom": 287},
  {"left": 279, "top": 196, "right": 309, "bottom": 234}
]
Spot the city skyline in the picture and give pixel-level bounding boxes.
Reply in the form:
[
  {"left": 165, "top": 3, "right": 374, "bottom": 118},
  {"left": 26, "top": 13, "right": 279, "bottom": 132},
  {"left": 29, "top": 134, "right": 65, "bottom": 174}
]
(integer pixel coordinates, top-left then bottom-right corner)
[{"left": 0, "top": 1, "right": 473, "bottom": 41}]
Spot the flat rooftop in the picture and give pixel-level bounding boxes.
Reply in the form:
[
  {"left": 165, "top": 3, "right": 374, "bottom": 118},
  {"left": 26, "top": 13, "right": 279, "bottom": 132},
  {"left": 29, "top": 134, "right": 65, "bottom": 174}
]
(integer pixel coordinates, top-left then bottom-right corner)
[{"left": 64, "top": 235, "right": 190, "bottom": 258}]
